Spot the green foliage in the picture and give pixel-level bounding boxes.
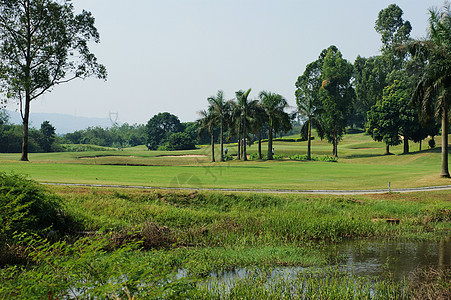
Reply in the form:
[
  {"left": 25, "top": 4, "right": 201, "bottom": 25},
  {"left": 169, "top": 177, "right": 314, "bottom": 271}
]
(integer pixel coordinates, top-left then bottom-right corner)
[
  {"left": 259, "top": 91, "right": 292, "bottom": 160},
  {"left": 366, "top": 78, "right": 427, "bottom": 153},
  {"left": 38, "top": 121, "right": 61, "bottom": 152},
  {"left": 0, "top": 0, "right": 106, "bottom": 160},
  {"left": 0, "top": 234, "right": 204, "bottom": 299},
  {"left": 146, "top": 112, "right": 183, "bottom": 150},
  {"left": 166, "top": 132, "right": 196, "bottom": 151},
  {"left": 375, "top": 4, "right": 412, "bottom": 56},
  {"left": 290, "top": 154, "right": 337, "bottom": 162},
  {"left": 319, "top": 46, "right": 355, "bottom": 156},
  {"left": 353, "top": 55, "right": 389, "bottom": 126},
  {"left": 0, "top": 173, "right": 65, "bottom": 244},
  {"left": 63, "top": 123, "right": 147, "bottom": 148},
  {"left": 223, "top": 153, "right": 234, "bottom": 161},
  {"left": 61, "top": 144, "right": 117, "bottom": 152}
]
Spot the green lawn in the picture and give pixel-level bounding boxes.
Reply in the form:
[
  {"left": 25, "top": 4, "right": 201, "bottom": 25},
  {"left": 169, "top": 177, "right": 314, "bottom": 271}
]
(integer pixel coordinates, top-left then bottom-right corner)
[{"left": 1, "top": 131, "right": 450, "bottom": 190}]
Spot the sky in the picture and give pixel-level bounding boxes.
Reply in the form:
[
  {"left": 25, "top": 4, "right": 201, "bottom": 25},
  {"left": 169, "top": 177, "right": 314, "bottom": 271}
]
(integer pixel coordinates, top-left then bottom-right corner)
[{"left": 6, "top": 0, "right": 446, "bottom": 125}]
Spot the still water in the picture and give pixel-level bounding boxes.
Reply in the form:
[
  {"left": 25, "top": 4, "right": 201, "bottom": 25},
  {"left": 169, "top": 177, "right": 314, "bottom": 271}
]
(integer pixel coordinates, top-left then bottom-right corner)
[{"left": 194, "top": 238, "right": 450, "bottom": 285}]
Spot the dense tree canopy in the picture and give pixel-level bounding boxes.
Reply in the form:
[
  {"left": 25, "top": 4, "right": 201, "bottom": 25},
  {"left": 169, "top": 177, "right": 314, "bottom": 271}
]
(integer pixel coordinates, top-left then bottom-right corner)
[{"left": 146, "top": 112, "right": 183, "bottom": 150}]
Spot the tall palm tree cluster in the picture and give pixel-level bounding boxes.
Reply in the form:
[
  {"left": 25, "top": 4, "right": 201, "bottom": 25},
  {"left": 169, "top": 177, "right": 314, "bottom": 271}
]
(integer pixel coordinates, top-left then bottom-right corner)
[{"left": 197, "top": 89, "right": 291, "bottom": 162}]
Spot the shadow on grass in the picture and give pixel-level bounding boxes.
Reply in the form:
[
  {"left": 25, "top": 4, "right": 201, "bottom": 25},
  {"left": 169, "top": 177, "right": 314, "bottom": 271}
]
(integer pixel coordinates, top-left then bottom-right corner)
[{"left": 342, "top": 153, "right": 387, "bottom": 159}]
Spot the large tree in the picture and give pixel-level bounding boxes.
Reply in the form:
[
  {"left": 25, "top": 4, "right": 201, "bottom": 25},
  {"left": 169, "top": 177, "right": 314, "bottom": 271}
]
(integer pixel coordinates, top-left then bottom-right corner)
[
  {"left": 406, "top": 3, "right": 451, "bottom": 177},
  {"left": 146, "top": 112, "right": 183, "bottom": 150},
  {"left": 295, "top": 60, "right": 325, "bottom": 160},
  {"left": 0, "top": 0, "right": 107, "bottom": 161},
  {"left": 353, "top": 4, "right": 412, "bottom": 129},
  {"left": 319, "top": 47, "right": 354, "bottom": 157},
  {"left": 367, "top": 78, "right": 423, "bottom": 155},
  {"left": 353, "top": 55, "right": 390, "bottom": 126},
  {"left": 375, "top": 3, "right": 412, "bottom": 64},
  {"left": 39, "top": 120, "right": 56, "bottom": 152}
]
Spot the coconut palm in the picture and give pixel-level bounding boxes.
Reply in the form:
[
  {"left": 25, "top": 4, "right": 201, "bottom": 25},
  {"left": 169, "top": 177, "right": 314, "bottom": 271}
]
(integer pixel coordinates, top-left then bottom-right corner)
[
  {"left": 235, "top": 89, "right": 252, "bottom": 160},
  {"left": 249, "top": 101, "right": 267, "bottom": 159},
  {"left": 259, "top": 91, "right": 291, "bottom": 160},
  {"left": 197, "top": 109, "right": 216, "bottom": 162},
  {"left": 207, "top": 90, "right": 230, "bottom": 162},
  {"left": 407, "top": 3, "right": 451, "bottom": 177},
  {"left": 297, "top": 95, "right": 324, "bottom": 160}
]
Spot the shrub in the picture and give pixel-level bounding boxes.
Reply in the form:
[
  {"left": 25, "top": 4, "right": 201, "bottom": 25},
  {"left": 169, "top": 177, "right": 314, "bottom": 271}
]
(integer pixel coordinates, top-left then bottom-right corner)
[
  {"left": 290, "top": 154, "right": 338, "bottom": 162},
  {"left": 223, "top": 153, "right": 234, "bottom": 161},
  {"left": 0, "top": 173, "right": 67, "bottom": 243},
  {"left": 428, "top": 138, "right": 436, "bottom": 149},
  {"left": 166, "top": 132, "right": 196, "bottom": 150}
]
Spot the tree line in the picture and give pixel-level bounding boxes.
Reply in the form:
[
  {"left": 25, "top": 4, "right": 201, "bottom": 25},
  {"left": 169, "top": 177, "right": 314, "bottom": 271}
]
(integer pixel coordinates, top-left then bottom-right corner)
[
  {"left": 196, "top": 3, "right": 450, "bottom": 178},
  {"left": 0, "top": 111, "right": 61, "bottom": 153}
]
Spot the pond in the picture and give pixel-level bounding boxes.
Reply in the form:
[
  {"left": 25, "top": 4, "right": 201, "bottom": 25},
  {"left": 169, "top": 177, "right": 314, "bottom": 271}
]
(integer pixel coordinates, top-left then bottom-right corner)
[{"left": 190, "top": 238, "right": 450, "bottom": 288}]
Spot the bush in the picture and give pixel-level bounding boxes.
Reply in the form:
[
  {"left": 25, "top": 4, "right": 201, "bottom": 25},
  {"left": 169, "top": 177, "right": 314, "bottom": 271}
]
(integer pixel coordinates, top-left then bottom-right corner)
[
  {"left": 428, "top": 138, "right": 436, "bottom": 149},
  {"left": 166, "top": 132, "right": 196, "bottom": 151},
  {"left": 0, "top": 173, "right": 67, "bottom": 243},
  {"left": 223, "top": 153, "right": 234, "bottom": 161},
  {"left": 290, "top": 154, "right": 338, "bottom": 162}
]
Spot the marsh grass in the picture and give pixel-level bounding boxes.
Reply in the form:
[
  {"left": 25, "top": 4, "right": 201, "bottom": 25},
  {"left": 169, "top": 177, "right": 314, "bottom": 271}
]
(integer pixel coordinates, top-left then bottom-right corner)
[
  {"left": 204, "top": 268, "right": 411, "bottom": 299},
  {"left": 51, "top": 187, "right": 450, "bottom": 277},
  {"left": 0, "top": 184, "right": 449, "bottom": 298}
]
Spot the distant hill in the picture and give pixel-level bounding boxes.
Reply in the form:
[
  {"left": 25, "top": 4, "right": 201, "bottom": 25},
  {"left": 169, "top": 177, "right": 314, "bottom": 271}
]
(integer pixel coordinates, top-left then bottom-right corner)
[{"left": 5, "top": 110, "right": 115, "bottom": 134}]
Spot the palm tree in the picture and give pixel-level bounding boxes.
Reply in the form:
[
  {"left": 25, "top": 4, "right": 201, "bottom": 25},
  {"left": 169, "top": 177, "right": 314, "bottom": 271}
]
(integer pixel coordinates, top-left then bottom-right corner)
[
  {"left": 259, "top": 91, "right": 290, "bottom": 160},
  {"left": 236, "top": 89, "right": 252, "bottom": 160},
  {"left": 197, "top": 109, "right": 216, "bottom": 162},
  {"left": 407, "top": 3, "right": 451, "bottom": 177},
  {"left": 207, "top": 90, "right": 229, "bottom": 162},
  {"left": 249, "top": 101, "right": 267, "bottom": 159},
  {"left": 297, "top": 95, "right": 324, "bottom": 160}
]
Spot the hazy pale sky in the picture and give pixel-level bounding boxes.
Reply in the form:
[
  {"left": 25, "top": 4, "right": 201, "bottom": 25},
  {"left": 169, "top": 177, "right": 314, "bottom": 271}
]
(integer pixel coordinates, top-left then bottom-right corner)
[{"left": 9, "top": 0, "right": 445, "bottom": 125}]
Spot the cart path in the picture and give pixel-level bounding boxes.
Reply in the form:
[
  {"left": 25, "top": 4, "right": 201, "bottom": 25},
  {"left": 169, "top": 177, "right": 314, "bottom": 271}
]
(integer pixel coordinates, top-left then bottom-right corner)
[{"left": 42, "top": 182, "right": 451, "bottom": 195}]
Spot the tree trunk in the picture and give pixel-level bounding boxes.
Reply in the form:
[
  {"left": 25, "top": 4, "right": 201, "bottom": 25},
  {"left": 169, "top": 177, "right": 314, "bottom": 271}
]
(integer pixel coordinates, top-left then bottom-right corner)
[
  {"left": 307, "top": 119, "right": 312, "bottom": 160},
  {"left": 419, "top": 140, "right": 422, "bottom": 151},
  {"left": 258, "top": 129, "right": 262, "bottom": 159},
  {"left": 385, "top": 144, "right": 390, "bottom": 155},
  {"left": 267, "top": 125, "right": 273, "bottom": 160},
  {"left": 211, "top": 133, "right": 215, "bottom": 162},
  {"left": 403, "top": 136, "right": 409, "bottom": 154},
  {"left": 243, "top": 137, "right": 247, "bottom": 161},
  {"left": 333, "top": 124, "right": 338, "bottom": 158},
  {"left": 21, "top": 98, "right": 30, "bottom": 161},
  {"left": 220, "top": 121, "right": 224, "bottom": 162},
  {"left": 21, "top": 4, "right": 32, "bottom": 162},
  {"left": 440, "top": 106, "right": 450, "bottom": 177},
  {"left": 237, "top": 137, "right": 241, "bottom": 160}
]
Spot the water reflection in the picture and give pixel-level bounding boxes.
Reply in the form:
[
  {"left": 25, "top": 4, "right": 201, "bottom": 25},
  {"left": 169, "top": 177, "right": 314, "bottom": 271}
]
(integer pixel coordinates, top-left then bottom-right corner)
[
  {"left": 198, "top": 238, "right": 450, "bottom": 287},
  {"left": 329, "top": 238, "right": 450, "bottom": 281}
]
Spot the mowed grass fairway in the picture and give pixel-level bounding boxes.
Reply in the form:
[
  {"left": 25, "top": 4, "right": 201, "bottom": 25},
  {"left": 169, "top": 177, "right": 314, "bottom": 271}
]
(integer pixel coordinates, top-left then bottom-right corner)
[{"left": 1, "top": 131, "right": 450, "bottom": 190}]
